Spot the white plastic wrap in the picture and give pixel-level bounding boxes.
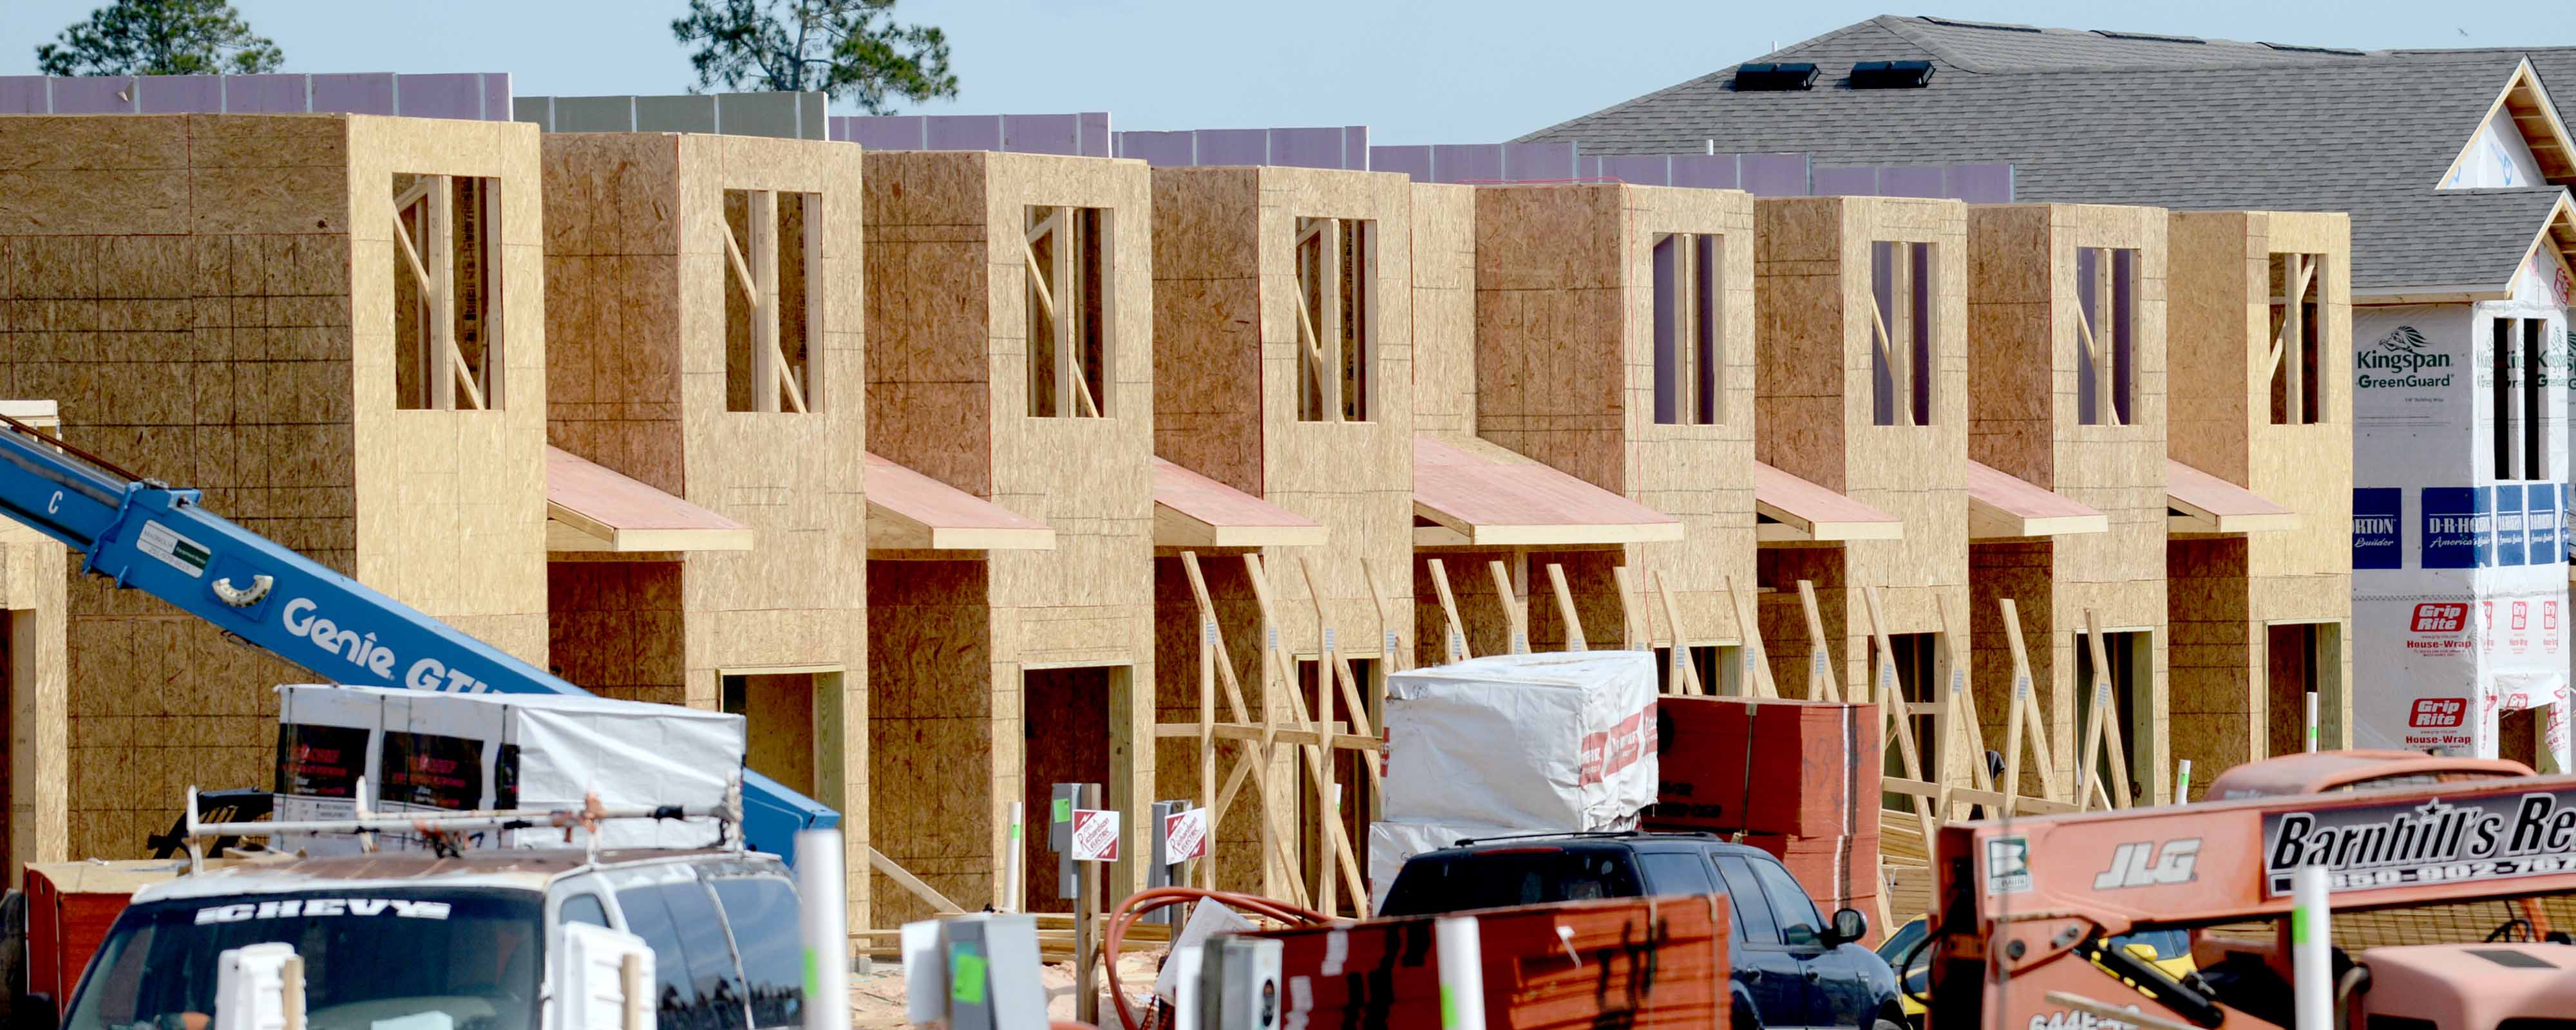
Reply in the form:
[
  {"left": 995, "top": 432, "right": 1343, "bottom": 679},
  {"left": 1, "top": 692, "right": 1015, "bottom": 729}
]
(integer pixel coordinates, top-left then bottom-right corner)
[
  {"left": 1381, "top": 651, "right": 1658, "bottom": 830},
  {"left": 273, "top": 684, "right": 748, "bottom": 852}
]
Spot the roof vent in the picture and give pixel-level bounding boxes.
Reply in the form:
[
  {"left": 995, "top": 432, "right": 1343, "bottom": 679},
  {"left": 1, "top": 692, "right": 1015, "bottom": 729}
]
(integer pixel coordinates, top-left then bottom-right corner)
[
  {"left": 1732, "top": 62, "right": 1821, "bottom": 91},
  {"left": 2260, "top": 41, "right": 2366, "bottom": 55},
  {"left": 2091, "top": 29, "right": 2206, "bottom": 44},
  {"left": 1918, "top": 15, "right": 2040, "bottom": 33},
  {"left": 1850, "top": 61, "right": 1935, "bottom": 89}
]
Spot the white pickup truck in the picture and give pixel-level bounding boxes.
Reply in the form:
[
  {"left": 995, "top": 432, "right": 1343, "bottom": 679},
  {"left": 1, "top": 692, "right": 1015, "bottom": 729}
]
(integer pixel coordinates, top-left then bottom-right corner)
[{"left": 51, "top": 847, "right": 806, "bottom": 1030}]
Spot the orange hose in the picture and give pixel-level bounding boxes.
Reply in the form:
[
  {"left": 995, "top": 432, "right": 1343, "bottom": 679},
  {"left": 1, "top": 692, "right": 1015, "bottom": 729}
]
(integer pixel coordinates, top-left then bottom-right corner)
[{"left": 1099, "top": 886, "right": 1336, "bottom": 1030}]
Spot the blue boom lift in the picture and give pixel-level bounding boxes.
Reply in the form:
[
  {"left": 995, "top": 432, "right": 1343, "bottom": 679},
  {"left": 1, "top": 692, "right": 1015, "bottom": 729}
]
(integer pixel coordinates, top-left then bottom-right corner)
[{"left": 0, "top": 413, "right": 837, "bottom": 857}]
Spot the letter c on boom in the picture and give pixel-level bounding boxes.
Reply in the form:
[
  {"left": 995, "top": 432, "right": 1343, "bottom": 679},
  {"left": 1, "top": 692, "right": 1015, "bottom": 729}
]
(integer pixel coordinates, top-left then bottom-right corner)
[{"left": 47, "top": 491, "right": 60, "bottom": 514}]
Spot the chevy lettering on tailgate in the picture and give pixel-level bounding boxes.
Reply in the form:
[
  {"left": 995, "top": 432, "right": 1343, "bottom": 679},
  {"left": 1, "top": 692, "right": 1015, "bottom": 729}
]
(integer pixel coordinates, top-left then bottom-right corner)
[{"left": 2262, "top": 787, "right": 2576, "bottom": 897}]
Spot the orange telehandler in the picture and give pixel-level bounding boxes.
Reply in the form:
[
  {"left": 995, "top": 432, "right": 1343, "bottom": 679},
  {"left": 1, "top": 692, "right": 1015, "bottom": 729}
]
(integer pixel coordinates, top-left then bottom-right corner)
[{"left": 1924, "top": 765, "right": 2576, "bottom": 1029}]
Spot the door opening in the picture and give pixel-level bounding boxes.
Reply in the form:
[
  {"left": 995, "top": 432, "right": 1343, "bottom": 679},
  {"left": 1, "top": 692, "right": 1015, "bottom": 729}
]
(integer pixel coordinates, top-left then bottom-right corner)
[
  {"left": 2265, "top": 622, "right": 2342, "bottom": 756},
  {"left": 2074, "top": 630, "right": 2153, "bottom": 800},
  {"left": 1023, "top": 666, "right": 1113, "bottom": 912},
  {"left": 1874, "top": 632, "right": 1938, "bottom": 807},
  {"left": 1296, "top": 657, "right": 1380, "bottom": 916},
  {"left": 720, "top": 671, "right": 819, "bottom": 798}
]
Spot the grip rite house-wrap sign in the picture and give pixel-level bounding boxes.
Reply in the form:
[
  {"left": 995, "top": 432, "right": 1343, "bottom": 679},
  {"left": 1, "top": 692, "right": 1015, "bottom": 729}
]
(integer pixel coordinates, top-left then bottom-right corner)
[{"left": 2352, "top": 252, "right": 2572, "bottom": 762}]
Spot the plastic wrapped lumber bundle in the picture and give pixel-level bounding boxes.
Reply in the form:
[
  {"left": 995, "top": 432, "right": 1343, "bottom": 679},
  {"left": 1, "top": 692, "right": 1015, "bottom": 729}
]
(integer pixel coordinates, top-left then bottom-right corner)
[{"left": 1384, "top": 651, "right": 1660, "bottom": 830}]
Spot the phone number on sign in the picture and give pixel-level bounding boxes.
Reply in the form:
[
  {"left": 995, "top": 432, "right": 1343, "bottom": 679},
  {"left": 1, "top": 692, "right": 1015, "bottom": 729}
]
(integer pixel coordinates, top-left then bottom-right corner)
[{"left": 2269, "top": 853, "right": 2576, "bottom": 894}]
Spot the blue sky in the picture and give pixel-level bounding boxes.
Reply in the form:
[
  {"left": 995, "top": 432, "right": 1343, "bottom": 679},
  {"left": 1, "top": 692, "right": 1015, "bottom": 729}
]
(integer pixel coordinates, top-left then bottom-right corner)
[{"left": 6, "top": 1, "right": 2573, "bottom": 145}]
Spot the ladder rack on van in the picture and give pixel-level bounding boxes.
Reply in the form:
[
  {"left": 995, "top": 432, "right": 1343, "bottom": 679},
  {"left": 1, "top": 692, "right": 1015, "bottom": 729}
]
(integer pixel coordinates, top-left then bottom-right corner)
[{"left": 179, "top": 776, "right": 746, "bottom": 871}]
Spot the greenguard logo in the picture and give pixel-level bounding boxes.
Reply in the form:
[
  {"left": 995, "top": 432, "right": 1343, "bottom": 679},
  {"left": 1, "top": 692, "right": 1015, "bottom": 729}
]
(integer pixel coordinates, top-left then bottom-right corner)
[{"left": 2358, "top": 326, "right": 2454, "bottom": 388}]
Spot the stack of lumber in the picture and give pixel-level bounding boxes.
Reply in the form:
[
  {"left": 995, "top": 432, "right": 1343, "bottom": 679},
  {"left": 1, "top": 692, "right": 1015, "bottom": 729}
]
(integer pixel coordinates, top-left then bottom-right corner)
[
  {"left": 1645, "top": 695, "right": 1880, "bottom": 918},
  {"left": 1254, "top": 894, "right": 1730, "bottom": 1028},
  {"left": 1879, "top": 813, "right": 1936, "bottom": 921}
]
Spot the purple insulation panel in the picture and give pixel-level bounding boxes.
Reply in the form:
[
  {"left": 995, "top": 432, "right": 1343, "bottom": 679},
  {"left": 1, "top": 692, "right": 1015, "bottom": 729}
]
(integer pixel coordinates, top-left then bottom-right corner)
[
  {"left": 1739, "top": 154, "right": 1809, "bottom": 197},
  {"left": 0, "top": 77, "right": 50, "bottom": 115},
  {"left": 1812, "top": 166, "right": 1877, "bottom": 197},
  {"left": 1002, "top": 113, "right": 1082, "bottom": 156},
  {"left": 1948, "top": 164, "right": 2014, "bottom": 203},
  {"left": 311, "top": 73, "right": 396, "bottom": 115},
  {"left": 1079, "top": 113, "right": 1112, "bottom": 156},
  {"left": 1269, "top": 126, "right": 1352, "bottom": 170},
  {"left": 1114, "top": 131, "right": 1198, "bottom": 167},
  {"left": 1370, "top": 145, "right": 1432, "bottom": 180},
  {"left": 136, "top": 75, "right": 222, "bottom": 113},
  {"left": 1879, "top": 165, "right": 1945, "bottom": 199},
  {"left": 1431, "top": 144, "right": 1502, "bottom": 183},
  {"left": 225, "top": 74, "right": 308, "bottom": 113},
  {"left": 1502, "top": 142, "right": 1577, "bottom": 181},
  {"left": 48, "top": 76, "right": 135, "bottom": 113},
  {"left": 1195, "top": 129, "right": 1270, "bottom": 166},
  {"left": 1670, "top": 154, "right": 1741, "bottom": 190},
  {"left": 396, "top": 73, "right": 485, "bottom": 120},
  {"left": 482, "top": 75, "right": 511, "bottom": 121},
  {"left": 848, "top": 115, "right": 925, "bottom": 149},
  {"left": 925, "top": 115, "right": 1003, "bottom": 151},
  {"left": 1589, "top": 154, "right": 1665, "bottom": 186}
]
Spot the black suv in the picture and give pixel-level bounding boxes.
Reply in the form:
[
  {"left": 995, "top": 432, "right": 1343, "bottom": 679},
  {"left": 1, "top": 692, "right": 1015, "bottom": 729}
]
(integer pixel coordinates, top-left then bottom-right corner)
[{"left": 1378, "top": 832, "right": 1903, "bottom": 1030}]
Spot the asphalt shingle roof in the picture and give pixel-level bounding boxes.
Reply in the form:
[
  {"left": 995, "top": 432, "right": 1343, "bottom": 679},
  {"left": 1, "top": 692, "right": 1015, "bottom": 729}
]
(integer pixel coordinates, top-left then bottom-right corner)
[{"left": 1518, "top": 15, "right": 2575, "bottom": 293}]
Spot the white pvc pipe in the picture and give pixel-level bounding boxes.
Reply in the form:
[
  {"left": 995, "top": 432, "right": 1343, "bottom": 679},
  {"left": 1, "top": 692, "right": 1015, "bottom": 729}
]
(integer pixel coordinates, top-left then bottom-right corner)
[
  {"left": 797, "top": 830, "right": 851, "bottom": 1030},
  {"left": 1004, "top": 801, "right": 1024, "bottom": 913},
  {"left": 1434, "top": 917, "right": 1484, "bottom": 1029},
  {"left": 2307, "top": 691, "right": 2320, "bottom": 753},
  {"left": 2176, "top": 760, "right": 2193, "bottom": 803},
  {"left": 2293, "top": 865, "right": 2330, "bottom": 1030}
]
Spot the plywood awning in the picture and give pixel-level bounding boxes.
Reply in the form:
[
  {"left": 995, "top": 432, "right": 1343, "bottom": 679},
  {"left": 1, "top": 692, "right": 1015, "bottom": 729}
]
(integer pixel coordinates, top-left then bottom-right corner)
[
  {"left": 1967, "top": 460, "right": 2107, "bottom": 539},
  {"left": 865, "top": 452, "right": 1055, "bottom": 552},
  {"left": 0, "top": 400, "right": 60, "bottom": 431},
  {"left": 1412, "top": 435, "right": 1682, "bottom": 547},
  {"left": 1754, "top": 461, "right": 1903, "bottom": 544},
  {"left": 1153, "top": 458, "right": 1325, "bottom": 548},
  {"left": 2167, "top": 458, "right": 2298, "bottom": 535},
  {"left": 547, "top": 446, "right": 753, "bottom": 554}
]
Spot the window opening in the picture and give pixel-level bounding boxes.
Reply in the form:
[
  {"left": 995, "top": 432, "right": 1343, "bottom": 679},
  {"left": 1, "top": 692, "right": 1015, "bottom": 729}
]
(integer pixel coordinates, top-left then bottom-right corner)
[
  {"left": 2494, "top": 317, "right": 2549, "bottom": 480},
  {"left": 1653, "top": 233, "right": 1723, "bottom": 426},
  {"left": 2076, "top": 247, "right": 2138, "bottom": 426},
  {"left": 1026, "top": 205, "right": 1111, "bottom": 418},
  {"left": 1869, "top": 241, "right": 1935, "bottom": 426},
  {"left": 724, "top": 190, "right": 822, "bottom": 413},
  {"left": 1295, "top": 216, "right": 1374, "bottom": 422},
  {"left": 2268, "top": 254, "right": 2325, "bottom": 425},
  {"left": 392, "top": 174, "right": 502, "bottom": 410}
]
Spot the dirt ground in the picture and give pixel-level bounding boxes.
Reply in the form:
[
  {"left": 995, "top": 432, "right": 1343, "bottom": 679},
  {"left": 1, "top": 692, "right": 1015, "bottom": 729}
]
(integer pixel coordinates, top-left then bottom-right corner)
[{"left": 849, "top": 946, "right": 1171, "bottom": 1028}]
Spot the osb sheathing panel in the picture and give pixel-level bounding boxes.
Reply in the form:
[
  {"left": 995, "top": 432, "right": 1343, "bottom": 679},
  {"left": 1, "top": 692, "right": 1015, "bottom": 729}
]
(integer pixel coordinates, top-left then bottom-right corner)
[
  {"left": 1473, "top": 184, "right": 1756, "bottom": 645},
  {"left": 863, "top": 151, "right": 1154, "bottom": 916},
  {"left": 0, "top": 534, "right": 68, "bottom": 883},
  {"left": 1753, "top": 196, "right": 1969, "bottom": 711},
  {"left": 1410, "top": 183, "right": 1477, "bottom": 436},
  {"left": 2165, "top": 211, "right": 2352, "bottom": 783},
  {"left": 1965, "top": 204, "right": 2174, "bottom": 801},
  {"left": 1151, "top": 165, "right": 1416, "bottom": 899},
  {"left": 0, "top": 115, "right": 544, "bottom": 859}
]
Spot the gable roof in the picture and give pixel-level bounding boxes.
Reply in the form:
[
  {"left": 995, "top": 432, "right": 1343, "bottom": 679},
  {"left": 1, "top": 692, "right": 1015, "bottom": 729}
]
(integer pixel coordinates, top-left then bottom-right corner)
[{"left": 1520, "top": 15, "right": 2576, "bottom": 295}]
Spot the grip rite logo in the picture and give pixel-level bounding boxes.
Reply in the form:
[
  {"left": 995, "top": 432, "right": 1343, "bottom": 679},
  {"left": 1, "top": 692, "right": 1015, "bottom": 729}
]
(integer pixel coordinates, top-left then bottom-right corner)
[
  {"left": 2411, "top": 603, "right": 2469, "bottom": 633},
  {"left": 2410, "top": 698, "right": 2468, "bottom": 729}
]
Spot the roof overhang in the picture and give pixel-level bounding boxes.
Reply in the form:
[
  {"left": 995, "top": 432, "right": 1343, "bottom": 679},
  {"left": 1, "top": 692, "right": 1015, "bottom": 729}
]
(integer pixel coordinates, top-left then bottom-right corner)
[
  {"left": 864, "top": 452, "right": 1055, "bottom": 553},
  {"left": 0, "top": 400, "right": 60, "bottom": 432},
  {"left": 2166, "top": 458, "right": 2298, "bottom": 536},
  {"left": 2439, "top": 60, "right": 2576, "bottom": 188},
  {"left": 2517, "top": 191, "right": 2576, "bottom": 290},
  {"left": 1967, "top": 460, "right": 2107, "bottom": 539},
  {"left": 1412, "top": 435, "right": 1682, "bottom": 548},
  {"left": 546, "top": 447, "right": 753, "bottom": 554},
  {"left": 1754, "top": 461, "right": 1903, "bottom": 545},
  {"left": 1151, "top": 458, "right": 1326, "bottom": 548}
]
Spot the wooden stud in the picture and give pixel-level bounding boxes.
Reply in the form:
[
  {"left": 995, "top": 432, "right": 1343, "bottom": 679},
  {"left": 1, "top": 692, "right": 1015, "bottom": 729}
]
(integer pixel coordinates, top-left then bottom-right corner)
[
  {"left": 1545, "top": 563, "right": 1586, "bottom": 651},
  {"left": 1298, "top": 557, "right": 1383, "bottom": 805},
  {"left": 425, "top": 176, "right": 455, "bottom": 411},
  {"left": 1797, "top": 581, "right": 1839, "bottom": 702},
  {"left": 1178, "top": 553, "right": 1313, "bottom": 907},
  {"left": 1611, "top": 566, "right": 1644, "bottom": 650},
  {"left": 1864, "top": 586, "right": 1938, "bottom": 843},
  {"left": 1726, "top": 576, "right": 1776, "bottom": 698},
  {"left": 1995, "top": 599, "right": 2064, "bottom": 809},
  {"left": 1364, "top": 559, "right": 1409, "bottom": 673},
  {"left": 1653, "top": 571, "right": 1703, "bottom": 696},
  {"left": 1487, "top": 559, "right": 1527, "bottom": 655},
  {"left": 1935, "top": 597, "right": 1993, "bottom": 819},
  {"left": 1240, "top": 555, "right": 1368, "bottom": 910},
  {"left": 2076, "top": 609, "right": 2135, "bottom": 810},
  {"left": 1428, "top": 559, "right": 1469, "bottom": 665},
  {"left": 749, "top": 189, "right": 781, "bottom": 413}
]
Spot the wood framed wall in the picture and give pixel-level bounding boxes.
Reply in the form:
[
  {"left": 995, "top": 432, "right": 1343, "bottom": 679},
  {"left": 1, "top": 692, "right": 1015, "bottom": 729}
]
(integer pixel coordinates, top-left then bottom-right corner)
[
  {"left": 0, "top": 114, "right": 546, "bottom": 861},
  {"left": 1754, "top": 196, "right": 1972, "bottom": 785},
  {"left": 0, "top": 507, "right": 67, "bottom": 886},
  {"left": 1148, "top": 164, "right": 1414, "bottom": 897},
  {"left": 1965, "top": 203, "right": 2174, "bottom": 802},
  {"left": 2166, "top": 211, "right": 2356, "bottom": 783},
  {"left": 864, "top": 150, "right": 1155, "bottom": 924},
  {"left": 1468, "top": 183, "right": 1758, "bottom": 660},
  {"left": 538, "top": 131, "right": 870, "bottom": 926}
]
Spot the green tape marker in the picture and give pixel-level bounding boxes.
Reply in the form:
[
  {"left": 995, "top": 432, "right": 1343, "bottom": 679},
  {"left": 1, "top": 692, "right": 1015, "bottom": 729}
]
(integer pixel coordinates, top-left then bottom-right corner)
[
  {"left": 1053, "top": 798, "right": 1071, "bottom": 822},
  {"left": 1439, "top": 984, "right": 1458, "bottom": 1028},
  {"left": 950, "top": 946, "right": 988, "bottom": 1004},
  {"left": 1010, "top": 820, "right": 1021, "bottom": 840},
  {"left": 2292, "top": 904, "right": 2313, "bottom": 944},
  {"left": 802, "top": 950, "right": 819, "bottom": 997}
]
